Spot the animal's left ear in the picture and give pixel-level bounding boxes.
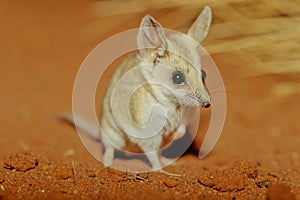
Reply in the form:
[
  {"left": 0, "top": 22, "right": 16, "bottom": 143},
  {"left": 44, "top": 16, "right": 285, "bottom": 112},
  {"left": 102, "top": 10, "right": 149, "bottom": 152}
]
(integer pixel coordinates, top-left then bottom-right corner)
[
  {"left": 137, "top": 15, "right": 168, "bottom": 62},
  {"left": 187, "top": 6, "right": 212, "bottom": 43}
]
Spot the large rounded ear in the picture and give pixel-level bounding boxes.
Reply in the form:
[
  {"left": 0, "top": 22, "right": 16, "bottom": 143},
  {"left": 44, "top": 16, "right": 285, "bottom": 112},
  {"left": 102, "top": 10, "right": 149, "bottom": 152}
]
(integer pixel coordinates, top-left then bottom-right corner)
[
  {"left": 187, "top": 6, "right": 212, "bottom": 44},
  {"left": 137, "top": 15, "right": 168, "bottom": 62}
]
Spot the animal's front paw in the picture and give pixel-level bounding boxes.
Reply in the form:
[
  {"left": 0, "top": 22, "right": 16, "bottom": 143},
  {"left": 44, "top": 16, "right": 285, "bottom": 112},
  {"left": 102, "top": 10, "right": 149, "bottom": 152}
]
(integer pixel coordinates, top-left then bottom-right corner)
[{"left": 173, "top": 123, "right": 186, "bottom": 140}]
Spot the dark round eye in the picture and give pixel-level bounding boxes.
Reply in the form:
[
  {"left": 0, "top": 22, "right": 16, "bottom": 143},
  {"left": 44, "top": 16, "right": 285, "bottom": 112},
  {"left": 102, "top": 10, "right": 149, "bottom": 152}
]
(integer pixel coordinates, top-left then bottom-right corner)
[
  {"left": 201, "top": 69, "right": 207, "bottom": 79},
  {"left": 172, "top": 71, "right": 185, "bottom": 85}
]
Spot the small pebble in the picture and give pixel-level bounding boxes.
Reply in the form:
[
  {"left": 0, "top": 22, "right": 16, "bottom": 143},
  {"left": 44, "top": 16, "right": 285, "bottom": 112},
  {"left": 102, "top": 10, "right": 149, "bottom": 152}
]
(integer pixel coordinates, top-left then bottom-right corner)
[
  {"left": 257, "top": 180, "right": 270, "bottom": 188},
  {"left": 64, "top": 149, "right": 75, "bottom": 157},
  {"left": 3, "top": 151, "right": 38, "bottom": 172}
]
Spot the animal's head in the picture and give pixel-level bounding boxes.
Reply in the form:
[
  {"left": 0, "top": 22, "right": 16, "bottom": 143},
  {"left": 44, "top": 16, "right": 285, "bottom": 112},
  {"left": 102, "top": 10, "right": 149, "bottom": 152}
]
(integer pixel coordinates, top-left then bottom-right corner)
[{"left": 137, "top": 6, "right": 212, "bottom": 108}]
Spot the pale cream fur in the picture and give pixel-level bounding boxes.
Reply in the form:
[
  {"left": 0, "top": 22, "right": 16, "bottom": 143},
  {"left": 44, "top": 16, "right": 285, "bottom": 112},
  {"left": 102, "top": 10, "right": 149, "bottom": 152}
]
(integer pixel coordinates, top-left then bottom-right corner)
[{"left": 99, "top": 6, "right": 212, "bottom": 172}]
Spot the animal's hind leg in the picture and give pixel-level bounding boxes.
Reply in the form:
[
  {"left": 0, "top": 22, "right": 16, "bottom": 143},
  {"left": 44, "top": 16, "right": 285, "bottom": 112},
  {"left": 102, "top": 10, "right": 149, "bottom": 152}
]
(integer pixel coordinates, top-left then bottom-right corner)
[
  {"left": 144, "top": 151, "right": 163, "bottom": 171},
  {"left": 141, "top": 144, "right": 180, "bottom": 176},
  {"left": 103, "top": 146, "right": 114, "bottom": 167},
  {"left": 146, "top": 152, "right": 180, "bottom": 176}
]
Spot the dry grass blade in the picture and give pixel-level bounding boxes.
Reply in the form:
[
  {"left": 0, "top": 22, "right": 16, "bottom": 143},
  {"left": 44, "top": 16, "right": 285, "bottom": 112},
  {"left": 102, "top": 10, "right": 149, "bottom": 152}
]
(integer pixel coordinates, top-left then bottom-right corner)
[
  {"left": 84, "top": 0, "right": 300, "bottom": 76},
  {"left": 72, "top": 160, "right": 76, "bottom": 186}
]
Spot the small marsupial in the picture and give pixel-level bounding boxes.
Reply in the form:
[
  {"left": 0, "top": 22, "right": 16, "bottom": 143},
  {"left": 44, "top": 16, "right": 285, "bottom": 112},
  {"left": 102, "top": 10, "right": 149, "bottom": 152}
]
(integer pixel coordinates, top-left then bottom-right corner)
[{"left": 63, "top": 6, "right": 212, "bottom": 175}]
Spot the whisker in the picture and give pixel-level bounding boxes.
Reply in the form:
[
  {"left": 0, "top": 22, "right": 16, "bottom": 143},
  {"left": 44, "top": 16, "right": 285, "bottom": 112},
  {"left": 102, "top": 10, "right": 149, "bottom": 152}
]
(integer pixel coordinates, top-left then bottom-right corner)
[
  {"left": 207, "top": 81, "right": 227, "bottom": 91},
  {"left": 209, "top": 90, "right": 230, "bottom": 95},
  {"left": 210, "top": 94, "right": 228, "bottom": 98}
]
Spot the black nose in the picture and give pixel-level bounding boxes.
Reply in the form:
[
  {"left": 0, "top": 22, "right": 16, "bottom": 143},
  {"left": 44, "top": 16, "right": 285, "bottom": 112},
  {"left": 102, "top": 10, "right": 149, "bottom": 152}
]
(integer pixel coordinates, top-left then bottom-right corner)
[{"left": 202, "top": 102, "right": 210, "bottom": 108}]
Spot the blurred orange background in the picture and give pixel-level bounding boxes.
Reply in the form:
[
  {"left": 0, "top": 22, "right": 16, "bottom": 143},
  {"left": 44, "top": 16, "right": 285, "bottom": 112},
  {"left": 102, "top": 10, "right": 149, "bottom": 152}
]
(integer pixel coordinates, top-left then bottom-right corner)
[{"left": 0, "top": 0, "right": 299, "bottom": 198}]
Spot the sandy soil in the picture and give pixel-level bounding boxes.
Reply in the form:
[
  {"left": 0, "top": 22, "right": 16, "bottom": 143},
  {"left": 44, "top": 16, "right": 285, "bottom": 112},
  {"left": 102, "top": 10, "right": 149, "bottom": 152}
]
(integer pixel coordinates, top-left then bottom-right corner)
[{"left": 0, "top": 1, "right": 299, "bottom": 199}]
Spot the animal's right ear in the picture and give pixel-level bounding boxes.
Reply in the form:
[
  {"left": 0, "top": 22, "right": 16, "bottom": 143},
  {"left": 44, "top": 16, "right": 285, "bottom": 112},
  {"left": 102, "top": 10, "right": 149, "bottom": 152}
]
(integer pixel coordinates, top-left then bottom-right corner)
[
  {"left": 187, "top": 6, "right": 212, "bottom": 44},
  {"left": 137, "top": 15, "right": 168, "bottom": 62}
]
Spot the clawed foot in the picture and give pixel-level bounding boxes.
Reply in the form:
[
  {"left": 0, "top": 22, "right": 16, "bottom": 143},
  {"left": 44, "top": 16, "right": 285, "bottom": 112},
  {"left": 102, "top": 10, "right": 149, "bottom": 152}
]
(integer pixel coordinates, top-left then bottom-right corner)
[{"left": 159, "top": 169, "right": 181, "bottom": 177}]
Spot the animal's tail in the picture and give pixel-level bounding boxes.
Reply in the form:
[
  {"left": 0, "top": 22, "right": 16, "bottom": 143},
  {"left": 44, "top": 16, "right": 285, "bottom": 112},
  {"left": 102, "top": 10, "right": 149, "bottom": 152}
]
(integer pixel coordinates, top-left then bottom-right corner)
[{"left": 60, "top": 113, "right": 101, "bottom": 141}]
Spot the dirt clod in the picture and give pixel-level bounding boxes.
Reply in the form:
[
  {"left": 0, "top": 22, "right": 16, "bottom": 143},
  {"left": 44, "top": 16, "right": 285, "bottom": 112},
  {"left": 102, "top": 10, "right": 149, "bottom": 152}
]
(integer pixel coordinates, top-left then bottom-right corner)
[
  {"left": 163, "top": 177, "right": 180, "bottom": 188},
  {"left": 3, "top": 151, "right": 38, "bottom": 172},
  {"left": 55, "top": 165, "right": 73, "bottom": 180},
  {"left": 266, "top": 183, "right": 295, "bottom": 200},
  {"left": 198, "top": 161, "right": 257, "bottom": 192}
]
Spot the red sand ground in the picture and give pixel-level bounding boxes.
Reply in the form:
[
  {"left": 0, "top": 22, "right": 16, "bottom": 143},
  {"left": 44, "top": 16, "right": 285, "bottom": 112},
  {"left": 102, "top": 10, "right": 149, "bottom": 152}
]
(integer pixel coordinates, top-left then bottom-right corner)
[{"left": 0, "top": 1, "right": 299, "bottom": 199}]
